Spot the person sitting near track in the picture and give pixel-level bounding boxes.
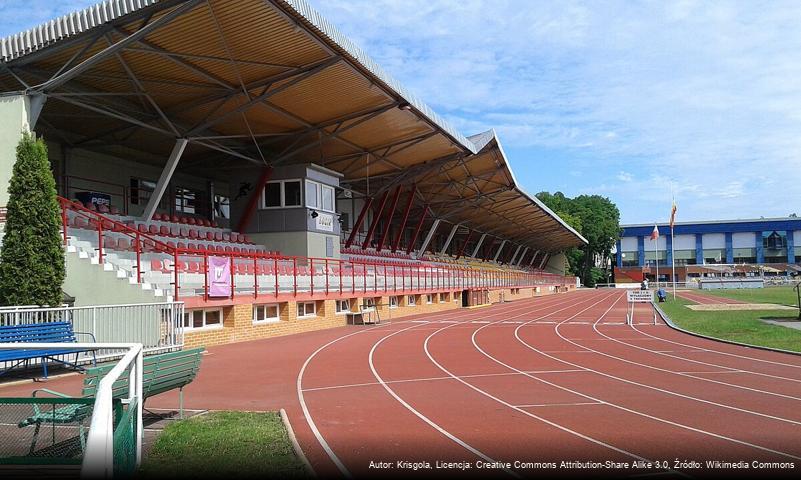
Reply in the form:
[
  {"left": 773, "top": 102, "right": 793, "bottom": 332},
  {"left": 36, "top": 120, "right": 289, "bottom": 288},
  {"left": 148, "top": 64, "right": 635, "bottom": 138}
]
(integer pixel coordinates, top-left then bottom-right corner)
[
  {"left": 641, "top": 278, "right": 649, "bottom": 290},
  {"left": 656, "top": 288, "right": 667, "bottom": 302}
]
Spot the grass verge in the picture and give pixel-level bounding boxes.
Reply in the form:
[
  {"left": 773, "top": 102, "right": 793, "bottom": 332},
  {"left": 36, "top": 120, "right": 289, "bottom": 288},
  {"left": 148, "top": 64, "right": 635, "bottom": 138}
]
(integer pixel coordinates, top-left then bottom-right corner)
[
  {"left": 660, "top": 296, "right": 801, "bottom": 353},
  {"left": 138, "top": 411, "right": 310, "bottom": 479},
  {"left": 698, "top": 285, "right": 799, "bottom": 306}
]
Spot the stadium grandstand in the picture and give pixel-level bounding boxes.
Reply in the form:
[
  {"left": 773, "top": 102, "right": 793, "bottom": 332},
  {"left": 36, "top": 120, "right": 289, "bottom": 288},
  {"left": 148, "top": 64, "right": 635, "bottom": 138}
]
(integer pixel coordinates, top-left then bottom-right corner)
[{"left": 0, "top": 0, "right": 584, "bottom": 348}]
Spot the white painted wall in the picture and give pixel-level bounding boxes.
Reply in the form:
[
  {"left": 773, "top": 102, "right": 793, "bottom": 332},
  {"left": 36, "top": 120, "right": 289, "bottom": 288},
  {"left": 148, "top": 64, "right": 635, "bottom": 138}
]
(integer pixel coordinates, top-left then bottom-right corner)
[
  {"left": 0, "top": 95, "right": 33, "bottom": 206},
  {"left": 795, "top": 230, "right": 801, "bottom": 243},
  {"left": 702, "top": 233, "right": 725, "bottom": 249},
  {"left": 620, "top": 237, "right": 638, "bottom": 251},
  {"left": 732, "top": 232, "right": 755, "bottom": 248},
  {"left": 644, "top": 236, "right": 666, "bottom": 251},
  {"left": 672, "top": 234, "right": 695, "bottom": 250}
]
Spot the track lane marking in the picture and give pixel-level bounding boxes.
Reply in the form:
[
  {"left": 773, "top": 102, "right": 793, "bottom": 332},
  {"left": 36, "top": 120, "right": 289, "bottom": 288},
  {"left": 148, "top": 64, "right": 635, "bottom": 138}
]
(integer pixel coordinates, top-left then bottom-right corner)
[{"left": 510, "top": 291, "right": 801, "bottom": 460}]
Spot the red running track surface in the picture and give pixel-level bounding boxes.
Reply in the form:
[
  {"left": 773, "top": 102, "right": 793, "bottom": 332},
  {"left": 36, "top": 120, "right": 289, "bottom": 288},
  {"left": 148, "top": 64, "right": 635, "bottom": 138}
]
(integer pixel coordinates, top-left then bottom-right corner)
[{"left": 3, "top": 290, "right": 800, "bottom": 478}]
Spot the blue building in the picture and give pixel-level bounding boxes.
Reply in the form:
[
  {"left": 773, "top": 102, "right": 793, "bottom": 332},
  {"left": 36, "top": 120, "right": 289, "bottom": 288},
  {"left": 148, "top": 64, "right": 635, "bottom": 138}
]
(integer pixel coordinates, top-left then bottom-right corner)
[{"left": 615, "top": 217, "right": 801, "bottom": 283}]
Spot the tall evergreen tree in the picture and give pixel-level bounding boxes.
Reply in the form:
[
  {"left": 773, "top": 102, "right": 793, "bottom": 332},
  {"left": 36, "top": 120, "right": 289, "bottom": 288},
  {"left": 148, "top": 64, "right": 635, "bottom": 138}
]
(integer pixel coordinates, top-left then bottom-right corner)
[{"left": 0, "top": 132, "right": 65, "bottom": 306}]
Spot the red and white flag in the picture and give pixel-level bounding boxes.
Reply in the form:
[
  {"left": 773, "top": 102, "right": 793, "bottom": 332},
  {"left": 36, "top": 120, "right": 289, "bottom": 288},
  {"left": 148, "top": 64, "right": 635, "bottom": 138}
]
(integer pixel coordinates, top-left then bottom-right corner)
[{"left": 650, "top": 225, "right": 659, "bottom": 241}]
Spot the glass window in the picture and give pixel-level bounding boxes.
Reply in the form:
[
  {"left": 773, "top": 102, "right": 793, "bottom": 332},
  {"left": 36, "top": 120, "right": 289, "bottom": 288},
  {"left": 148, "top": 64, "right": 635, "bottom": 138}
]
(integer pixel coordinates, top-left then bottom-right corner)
[
  {"left": 322, "top": 185, "right": 334, "bottom": 212},
  {"left": 264, "top": 182, "right": 281, "bottom": 207},
  {"left": 184, "top": 309, "right": 222, "bottom": 329},
  {"left": 214, "top": 194, "right": 230, "bottom": 219},
  {"left": 254, "top": 304, "right": 279, "bottom": 323},
  {"left": 297, "top": 301, "right": 316, "bottom": 318},
  {"left": 335, "top": 299, "right": 350, "bottom": 314},
  {"left": 389, "top": 296, "right": 398, "bottom": 308},
  {"left": 306, "top": 181, "right": 319, "bottom": 208},
  {"left": 426, "top": 294, "right": 433, "bottom": 304},
  {"left": 284, "top": 181, "right": 301, "bottom": 207},
  {"left": 407, "top": 295, "right": 416, "bottom": 306},
  {"left": 174, "top": 186, "right": 197, "bottom": 214}
]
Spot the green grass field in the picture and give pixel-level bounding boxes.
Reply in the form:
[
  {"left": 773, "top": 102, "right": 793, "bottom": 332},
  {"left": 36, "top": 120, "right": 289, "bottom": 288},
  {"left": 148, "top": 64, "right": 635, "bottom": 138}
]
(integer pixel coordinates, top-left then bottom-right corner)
[
  {"left": 138, "top": 411, "right": 310, "bottom": 479},
  {"left": 660, "top": 296, "right": 801, "bottom": 353},
  {"left": 697, "top": 285, "right": 800, "bottom": 306}
]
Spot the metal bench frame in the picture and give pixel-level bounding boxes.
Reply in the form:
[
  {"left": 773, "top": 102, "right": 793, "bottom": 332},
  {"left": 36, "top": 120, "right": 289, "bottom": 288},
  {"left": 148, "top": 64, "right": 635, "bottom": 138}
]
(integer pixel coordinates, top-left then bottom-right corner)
[{"left": 0, "top": 322, "right": 97, "bottom": 378}]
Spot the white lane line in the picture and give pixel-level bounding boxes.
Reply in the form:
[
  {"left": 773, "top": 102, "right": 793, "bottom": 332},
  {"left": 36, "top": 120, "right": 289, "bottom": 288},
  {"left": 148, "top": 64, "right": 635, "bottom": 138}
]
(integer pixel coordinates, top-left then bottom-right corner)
[
  {"left": 676, "top": 370, "right": 746, "bottom": 375},
  {"left": 421, "top": 291, "right": 661, "bottom": 466},
  {"left": 628, "top": 323, "right": 801, "bottom": 380},
  {"left": 510, "top": 293, "right": 801, "bottom": 460},
  {"left": 369, "top": 326, "right": 520, "bottom": 477},
  {"left": 580, "top": 320, "right": 801, "bottom": 402},
  {"left": 295, "top": 291, "right": 593, "bottom": 477},
  {"left": 514, "top": 401, "right": 604, "bottom": 408},
  {"left": 302, "top": 369, "right": 586, "bottom": 392}
]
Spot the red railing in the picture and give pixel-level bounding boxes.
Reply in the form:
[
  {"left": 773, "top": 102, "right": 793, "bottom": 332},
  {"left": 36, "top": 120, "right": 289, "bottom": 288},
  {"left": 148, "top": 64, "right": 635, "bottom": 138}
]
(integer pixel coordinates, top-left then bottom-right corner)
[{"left": 59, "top": 198, "right": 573, "bottom": 303}]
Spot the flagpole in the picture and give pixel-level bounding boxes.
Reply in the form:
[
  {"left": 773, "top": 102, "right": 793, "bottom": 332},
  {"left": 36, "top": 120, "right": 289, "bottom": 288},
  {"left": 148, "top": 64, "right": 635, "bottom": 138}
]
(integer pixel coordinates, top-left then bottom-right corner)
[
  {"left": 671, "top": 225, "right": 676, "bottom": 298},
  {"left": 655, "top": 231, "right": 659, "bottom": 289}
]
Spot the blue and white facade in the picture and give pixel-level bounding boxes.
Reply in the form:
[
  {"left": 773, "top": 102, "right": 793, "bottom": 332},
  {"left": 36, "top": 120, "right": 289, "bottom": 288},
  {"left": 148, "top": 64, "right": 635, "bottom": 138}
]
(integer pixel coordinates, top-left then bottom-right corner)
[{"left": 615, "top": 218, "right": 801, "bottom": 282}]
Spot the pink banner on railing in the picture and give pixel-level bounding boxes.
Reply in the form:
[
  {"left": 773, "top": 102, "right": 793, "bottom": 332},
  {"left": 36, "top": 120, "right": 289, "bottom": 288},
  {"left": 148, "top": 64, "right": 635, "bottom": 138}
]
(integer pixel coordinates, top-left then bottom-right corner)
[{"left": 208, "top": 256, "right": 232, "bottom": 297}]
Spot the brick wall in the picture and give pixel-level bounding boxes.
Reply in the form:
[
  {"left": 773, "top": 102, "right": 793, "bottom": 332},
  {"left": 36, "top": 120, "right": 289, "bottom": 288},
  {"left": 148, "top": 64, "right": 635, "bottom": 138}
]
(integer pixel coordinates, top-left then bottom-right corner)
[{"left": 183, "top": 286, "right": 565, "bottom": 349}]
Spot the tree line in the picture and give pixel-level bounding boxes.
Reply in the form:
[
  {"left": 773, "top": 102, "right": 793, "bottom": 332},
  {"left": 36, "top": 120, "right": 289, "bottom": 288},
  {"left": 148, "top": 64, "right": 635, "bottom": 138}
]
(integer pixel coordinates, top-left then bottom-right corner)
[{"left": 536, "top": 191, "right": 621, "bottom": 287}]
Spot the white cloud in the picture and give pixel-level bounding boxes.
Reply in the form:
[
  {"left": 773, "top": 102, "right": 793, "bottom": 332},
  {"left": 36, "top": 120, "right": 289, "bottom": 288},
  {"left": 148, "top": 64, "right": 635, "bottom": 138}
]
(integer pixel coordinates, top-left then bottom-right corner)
[
  {"left": 617, "top": 171, "right": 633, "bottom": 182},
  {"left": 309, "top": 0, "right": 801, "bottom": 222}
]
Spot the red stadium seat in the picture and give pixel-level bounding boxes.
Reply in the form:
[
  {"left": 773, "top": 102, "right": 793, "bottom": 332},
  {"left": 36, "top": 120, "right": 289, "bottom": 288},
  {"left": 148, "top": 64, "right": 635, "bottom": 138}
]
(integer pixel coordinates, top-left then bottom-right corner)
[
  {"left": 102, "top": 237, "right": 117, "bottom": 250},
  {"left": 167, "top": 241, "right": 176, "bottom": 249},
  {"left": 160, "top": 226, "right": 170, "bottom": 236},
  {"left": 187, "top": 217, "right": 196, "bottom": 225},
  {"left": 71, "top": 217, "right": 88, "bottom": 229},
  {"left": 148, "top": 225, "right": 158, "bottom": 235},
  {"left": 206, "top": 231, "right": 214, "bottom": 241},
  {"left": 84, "top": 202, "right": 97, "bottom": 212},
  {"left": 179, "top": 217, "right": 188, "bottom": 224},
  {"left": 189, "top": 229, "right": 199, "bottom": 239},
  {"left": 171, "top": 215, "right": 179, "bottom": 223},
  {"left": 170, "top": 226, "right": 180, "bottom": 237},
  {"left": 224, "top": 246, "right": 233, "bottom": 253},
  {"left": 222, "top": 233, "right": 231, "bottom": 242},
  {"left": 188, "top": 262, "right": 201, "bottom": 274},
  {"left": 117, "top": 238, "right": 131, "bottom": 251},
  {"left": 150, "top": 259, "right": 164, "bottom": 273},
  {"left": 230, "top": 232, "right": 239, "bottom": 243},
  {"left": 137, "top": 224, "right": 147, "bottom": 234},
  {"left": 214, "top": 232, "right": 223, "bottom": 242},
  {"left": 97, "top": 204, "right": 110, "bottom": 214},
  {"left": 180, "top": 228, "right": 189, "bottom": 238}
]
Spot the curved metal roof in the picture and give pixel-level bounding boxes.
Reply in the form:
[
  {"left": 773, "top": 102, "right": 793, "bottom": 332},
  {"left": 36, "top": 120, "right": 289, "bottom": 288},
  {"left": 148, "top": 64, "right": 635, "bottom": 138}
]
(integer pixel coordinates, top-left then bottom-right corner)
[{"left": 0, "top": 0, "right": 587, "bottom": 253}]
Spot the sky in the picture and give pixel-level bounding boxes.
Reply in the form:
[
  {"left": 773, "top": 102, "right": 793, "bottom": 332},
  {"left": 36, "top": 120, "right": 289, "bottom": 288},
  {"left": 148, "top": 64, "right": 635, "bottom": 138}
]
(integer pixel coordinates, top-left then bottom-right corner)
[{"left": 2, "top": 0, "right": 801, "bottom": 224}]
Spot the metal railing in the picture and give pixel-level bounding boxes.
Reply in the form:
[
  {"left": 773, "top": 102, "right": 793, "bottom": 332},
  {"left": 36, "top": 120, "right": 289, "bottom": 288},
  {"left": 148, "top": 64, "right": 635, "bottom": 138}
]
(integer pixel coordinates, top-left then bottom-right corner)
[
  {"left": 59, "top": 197, "right": 572, "bottom": 303},
  {"left": 0, "top": 302, "right": 183, "bottom": 361},
  {"left": 0, "top": 342, "right": 143, "bottom": 479}
]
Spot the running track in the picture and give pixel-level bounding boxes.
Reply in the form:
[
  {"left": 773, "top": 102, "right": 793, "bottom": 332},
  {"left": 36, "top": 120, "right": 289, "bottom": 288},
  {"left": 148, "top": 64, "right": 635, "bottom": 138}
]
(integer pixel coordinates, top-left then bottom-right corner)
[{"left": 2, "top": 290, "right": 799, "bottom": 478}]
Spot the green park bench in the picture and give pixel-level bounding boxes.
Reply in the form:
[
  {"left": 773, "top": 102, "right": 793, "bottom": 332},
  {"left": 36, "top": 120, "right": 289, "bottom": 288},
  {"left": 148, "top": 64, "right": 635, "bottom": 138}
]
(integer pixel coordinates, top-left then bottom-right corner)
[{"left": 16, "top": 347, "right": 204, "bottom": 456}]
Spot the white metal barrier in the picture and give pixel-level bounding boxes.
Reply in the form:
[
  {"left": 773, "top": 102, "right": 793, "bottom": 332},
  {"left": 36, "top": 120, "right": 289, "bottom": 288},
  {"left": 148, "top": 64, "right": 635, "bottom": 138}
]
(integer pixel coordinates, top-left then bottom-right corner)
[
  {"left": 0, "top": 302, "right": 183, "bottom": 361},
  {"left": 0, "top": 343, "right": 143, "bottom": 479}
]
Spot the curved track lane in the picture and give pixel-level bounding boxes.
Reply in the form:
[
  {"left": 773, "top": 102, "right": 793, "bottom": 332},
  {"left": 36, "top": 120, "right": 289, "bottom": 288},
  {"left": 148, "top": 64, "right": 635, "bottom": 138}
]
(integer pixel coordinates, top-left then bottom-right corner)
[{"left": 294, "top": 290, "right": 801, "bottom": 478}]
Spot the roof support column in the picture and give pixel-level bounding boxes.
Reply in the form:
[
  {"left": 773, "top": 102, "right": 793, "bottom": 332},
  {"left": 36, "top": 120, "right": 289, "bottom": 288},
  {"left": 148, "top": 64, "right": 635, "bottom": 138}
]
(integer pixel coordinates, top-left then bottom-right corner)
[
  {"left": 405, "top": 207, "right": 428, "bottom": 255},
  {"left": 392, "top": 185, "right": 416, "bottom": 253},
  {"left": 455, "top": 230, "right": 474, "bottom": 260},
  {"left": 516, "top": 247, "right": 529, "bottom": 266},
  {"left": 417, "top": 219, "right": 441, "bottom": 257},
  {"left": 345, "top": 197, "right": 372, "bottom": 248},
  {"left": 539, "top": 253, "right": 549, "bottom": 270},
  {"left": 141, "top": 138, "right": 188, "bottom": 221},
  {"left": 236, "top": 166, "right": 273, "bottom": 233},
  {"left": 509, "top": 245, "right": 523, "bottom": 265},
  {"left": 376, "top": 185, "right": 402, "bottom": 252},
  {"left": 471, "top": 233, "right": 487, "bottom": 258},
  {"left": 361, "top": 190, "right": 389, "bottom": 249},
  {"left": 493, "top": 240, "right": 508, "bottom": 262},
  {"left": 530, "top": 250, "right": 540, "bottom": 266},
  {"left": 440, "top": 223, "right": 460, "bottom": 255}
]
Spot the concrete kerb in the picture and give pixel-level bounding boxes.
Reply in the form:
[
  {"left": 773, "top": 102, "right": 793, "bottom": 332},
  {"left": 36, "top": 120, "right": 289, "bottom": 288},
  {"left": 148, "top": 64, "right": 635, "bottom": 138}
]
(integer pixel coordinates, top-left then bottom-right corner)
[
  {"left": 653, "top": 302, "right": 801, "bottom": 358},
  {"left": 280, "top": 408, "right": 317, "bottom": 478}
]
